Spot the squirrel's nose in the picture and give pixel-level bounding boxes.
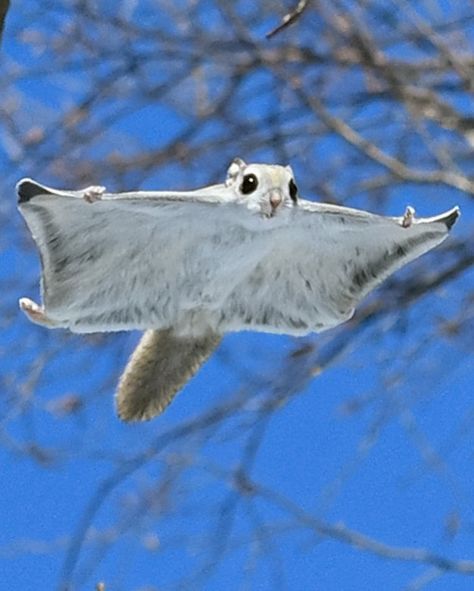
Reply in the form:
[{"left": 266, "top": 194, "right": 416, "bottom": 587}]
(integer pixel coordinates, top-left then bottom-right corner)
[{"left": 269, "top": 190, "right": 282, "bottom": 209}]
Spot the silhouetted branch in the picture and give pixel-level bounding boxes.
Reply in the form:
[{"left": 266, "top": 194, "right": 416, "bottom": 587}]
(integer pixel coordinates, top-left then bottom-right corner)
[
  {"left": 266, "top": 0, "right": 311, "bottom": 39},
  {"left": 0, "top": 0, "right": 9, "bottom": 45}
]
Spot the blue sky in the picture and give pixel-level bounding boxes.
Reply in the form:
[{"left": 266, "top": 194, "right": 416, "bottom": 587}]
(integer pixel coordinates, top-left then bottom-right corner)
[{"left": 1, "top": 2, "right": 474, "bottom": 590}]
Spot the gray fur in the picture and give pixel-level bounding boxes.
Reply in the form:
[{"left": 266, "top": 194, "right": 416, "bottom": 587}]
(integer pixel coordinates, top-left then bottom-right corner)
[{"left": 17, "top": 164, "right": 460, "bottom": 420}]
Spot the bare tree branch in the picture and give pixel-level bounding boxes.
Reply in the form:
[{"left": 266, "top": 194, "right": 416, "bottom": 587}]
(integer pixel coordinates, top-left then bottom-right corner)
[
  {"left": 266, "top": 0, "right": 311, "bottom": 39},
  {"left": 0, "top": 0, "right": 9, "bottom": 45}
]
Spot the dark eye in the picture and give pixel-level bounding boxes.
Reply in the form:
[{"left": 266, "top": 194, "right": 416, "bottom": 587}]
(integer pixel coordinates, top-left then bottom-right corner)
[
  {"left": 240, "top": 173, "right": 258, "bottom": 195},
  {"left": 289, "top": 179, "right": 298, "bottom": 202}
]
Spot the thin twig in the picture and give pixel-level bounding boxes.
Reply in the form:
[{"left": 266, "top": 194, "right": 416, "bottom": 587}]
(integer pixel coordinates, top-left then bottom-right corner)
[
  {"left": 266, "top": 0, "right": 311, "bottom": 39},
  {"left": 0, "top": 0, "right": 10, "bottom": 45}
]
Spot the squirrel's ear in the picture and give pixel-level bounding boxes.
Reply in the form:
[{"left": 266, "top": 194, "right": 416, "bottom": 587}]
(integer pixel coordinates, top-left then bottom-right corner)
[
  {"left": 232, "top": 157, "right": 246, "bottom": 168},
  {"left": 226, "top": 158, "right": 246, "bottom": 187}
]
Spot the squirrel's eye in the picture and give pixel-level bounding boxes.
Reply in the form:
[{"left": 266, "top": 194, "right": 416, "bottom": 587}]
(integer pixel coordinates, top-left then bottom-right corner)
[
  {"left": 289, "top": 179, "right": 298, "bottom": 202},
  {"left": 240, "top": 174, "right": 258, "bottom": 195}
]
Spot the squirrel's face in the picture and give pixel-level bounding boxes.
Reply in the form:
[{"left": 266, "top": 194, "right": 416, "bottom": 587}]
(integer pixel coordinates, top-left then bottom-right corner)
[{"left": 225, "top": 158, "right": 298, "bottom": 218}]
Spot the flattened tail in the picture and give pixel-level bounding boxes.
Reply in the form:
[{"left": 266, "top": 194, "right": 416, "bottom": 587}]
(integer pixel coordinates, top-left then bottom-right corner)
[
  {"left": 116, "top": 329, "right": 222, "bottom": 422},
  {"left": 16, "top": 178, "right": 55, "bottom": 204}
]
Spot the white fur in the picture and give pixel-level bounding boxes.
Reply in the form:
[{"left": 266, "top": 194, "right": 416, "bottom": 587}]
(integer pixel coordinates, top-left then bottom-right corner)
[{"left": 18, "top": 160, "right": 459, "bottom": 336}]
